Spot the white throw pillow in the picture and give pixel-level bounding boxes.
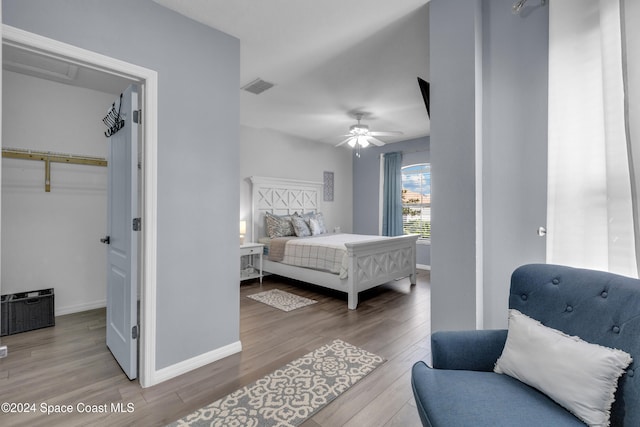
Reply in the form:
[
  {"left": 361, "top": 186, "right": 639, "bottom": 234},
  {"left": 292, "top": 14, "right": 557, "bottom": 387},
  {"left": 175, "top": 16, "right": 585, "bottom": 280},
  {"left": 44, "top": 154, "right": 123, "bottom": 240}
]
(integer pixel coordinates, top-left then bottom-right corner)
[
  {"left": 309, "top": 218, "right": 323, "bottom": 236},
  {"left": 494, "top": 309, "right": 632, "bottom": 427}
]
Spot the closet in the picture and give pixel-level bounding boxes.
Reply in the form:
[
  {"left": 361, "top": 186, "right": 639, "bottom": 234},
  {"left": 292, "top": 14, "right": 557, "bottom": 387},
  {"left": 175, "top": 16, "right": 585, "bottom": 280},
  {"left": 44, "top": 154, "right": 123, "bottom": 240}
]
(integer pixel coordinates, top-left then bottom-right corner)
[{"left": 2, "top": 52, "right": 128, "bottom": 317}]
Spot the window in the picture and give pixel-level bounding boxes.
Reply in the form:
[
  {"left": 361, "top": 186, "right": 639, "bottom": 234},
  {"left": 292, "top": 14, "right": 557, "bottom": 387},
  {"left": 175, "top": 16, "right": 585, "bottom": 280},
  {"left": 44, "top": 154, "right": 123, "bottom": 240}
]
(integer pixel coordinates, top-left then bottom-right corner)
[{"left": 402, "top": 163, "right": 430, "bottom": 239}]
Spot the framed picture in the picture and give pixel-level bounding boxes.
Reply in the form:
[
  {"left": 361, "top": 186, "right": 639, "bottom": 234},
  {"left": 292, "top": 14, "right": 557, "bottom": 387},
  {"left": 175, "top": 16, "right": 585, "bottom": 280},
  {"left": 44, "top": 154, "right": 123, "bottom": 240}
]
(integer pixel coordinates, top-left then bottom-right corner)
[{"left": 323, "top": 171, "right": 334, "bottom": 202}]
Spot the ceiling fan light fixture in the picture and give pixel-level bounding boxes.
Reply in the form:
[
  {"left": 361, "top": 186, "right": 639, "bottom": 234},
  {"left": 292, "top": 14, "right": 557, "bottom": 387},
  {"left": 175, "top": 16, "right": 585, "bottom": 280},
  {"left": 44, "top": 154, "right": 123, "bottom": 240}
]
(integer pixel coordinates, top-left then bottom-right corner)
[
  {"left": 334, "top": 113, "right": 402, "bottom": 153},
  {"left": 358, "top": 136, "right": 369, "bottom": 148},
  {"left": 350, "top": 124, "right": 369, "bottom": 135}
]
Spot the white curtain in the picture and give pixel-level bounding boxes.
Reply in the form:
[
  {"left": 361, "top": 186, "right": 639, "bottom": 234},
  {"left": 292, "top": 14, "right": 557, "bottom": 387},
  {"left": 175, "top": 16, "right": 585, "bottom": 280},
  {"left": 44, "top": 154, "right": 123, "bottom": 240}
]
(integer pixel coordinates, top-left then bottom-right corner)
[{"left": 547, "top": 0, "right": 639, "bottom": 277}]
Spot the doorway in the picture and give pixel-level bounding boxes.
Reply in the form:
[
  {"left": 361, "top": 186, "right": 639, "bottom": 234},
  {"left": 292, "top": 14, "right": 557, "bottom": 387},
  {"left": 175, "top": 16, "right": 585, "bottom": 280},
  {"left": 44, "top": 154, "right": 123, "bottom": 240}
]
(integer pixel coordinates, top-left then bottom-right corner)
[{"left": 1, "top": 25, "right": 159, "bottom": 387}]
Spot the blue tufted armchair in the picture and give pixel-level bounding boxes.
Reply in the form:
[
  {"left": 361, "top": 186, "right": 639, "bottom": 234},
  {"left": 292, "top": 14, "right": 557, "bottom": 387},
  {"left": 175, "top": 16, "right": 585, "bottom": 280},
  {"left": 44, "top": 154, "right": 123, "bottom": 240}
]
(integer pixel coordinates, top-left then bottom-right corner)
[{"left": 411, "top": 264, "right": 639, "bottom": 426}]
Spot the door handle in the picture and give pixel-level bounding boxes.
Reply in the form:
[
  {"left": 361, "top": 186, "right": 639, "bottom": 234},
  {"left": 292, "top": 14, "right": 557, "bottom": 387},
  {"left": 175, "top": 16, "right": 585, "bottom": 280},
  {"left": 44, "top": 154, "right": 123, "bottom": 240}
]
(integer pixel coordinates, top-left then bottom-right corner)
[{"left": 100, "top": 235, "right": 111, "bottom": 244}]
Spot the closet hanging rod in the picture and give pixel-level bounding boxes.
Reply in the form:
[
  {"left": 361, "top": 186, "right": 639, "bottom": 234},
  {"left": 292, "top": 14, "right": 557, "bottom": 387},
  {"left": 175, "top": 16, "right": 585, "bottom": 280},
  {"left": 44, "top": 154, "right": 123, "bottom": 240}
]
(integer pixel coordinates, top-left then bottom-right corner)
[
  {"left": 2, "top": 147, "right": 107, "bottom": 192},
  {"left": 2, "top": 147, "right": 107, "bottom": 166}
]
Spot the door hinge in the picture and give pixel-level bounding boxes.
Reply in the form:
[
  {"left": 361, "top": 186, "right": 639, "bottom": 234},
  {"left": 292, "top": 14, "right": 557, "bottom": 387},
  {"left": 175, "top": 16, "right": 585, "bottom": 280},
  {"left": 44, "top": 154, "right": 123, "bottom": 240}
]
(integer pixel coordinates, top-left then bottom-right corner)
[
  {"left": 133, "top": 217, "right": 141, "bottom": 231},
  {"left": 132, "top": 109, "right": 142, "bottom": 124},
  {"left": 132, "top": 325, "right": 138, "bottom": 340}
]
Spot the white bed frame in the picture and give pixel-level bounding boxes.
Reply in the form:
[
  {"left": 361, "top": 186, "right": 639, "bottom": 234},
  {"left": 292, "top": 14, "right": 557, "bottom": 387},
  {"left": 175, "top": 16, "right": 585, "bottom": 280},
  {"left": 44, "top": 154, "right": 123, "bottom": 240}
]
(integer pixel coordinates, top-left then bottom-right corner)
[{"left": 250, "top": 176, "right": 418, "bottom": 309}]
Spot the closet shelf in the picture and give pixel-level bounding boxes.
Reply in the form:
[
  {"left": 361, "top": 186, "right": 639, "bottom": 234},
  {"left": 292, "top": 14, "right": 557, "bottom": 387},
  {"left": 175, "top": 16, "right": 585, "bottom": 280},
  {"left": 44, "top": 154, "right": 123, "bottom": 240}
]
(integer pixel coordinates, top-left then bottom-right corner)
[{"left": 2, "top": 147, "right": 107, "bottom": 192}]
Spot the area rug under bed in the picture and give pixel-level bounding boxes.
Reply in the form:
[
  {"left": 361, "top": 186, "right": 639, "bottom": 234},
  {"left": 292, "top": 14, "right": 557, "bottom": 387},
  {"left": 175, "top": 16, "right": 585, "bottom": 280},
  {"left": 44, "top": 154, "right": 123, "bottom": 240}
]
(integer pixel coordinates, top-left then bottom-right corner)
[
  {"left": 168, "top": 339, "right": 385, "bottom": 427},
  {"left": 247, "top": 288, "right": 317, "bottom": 312}
]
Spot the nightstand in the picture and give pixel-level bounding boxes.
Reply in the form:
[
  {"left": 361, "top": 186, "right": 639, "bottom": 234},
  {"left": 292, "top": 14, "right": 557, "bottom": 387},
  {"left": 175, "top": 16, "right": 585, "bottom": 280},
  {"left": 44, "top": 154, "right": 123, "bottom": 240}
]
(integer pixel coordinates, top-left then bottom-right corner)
[{"left": 240, "top": 243, "right": 264, "bottom": 284}]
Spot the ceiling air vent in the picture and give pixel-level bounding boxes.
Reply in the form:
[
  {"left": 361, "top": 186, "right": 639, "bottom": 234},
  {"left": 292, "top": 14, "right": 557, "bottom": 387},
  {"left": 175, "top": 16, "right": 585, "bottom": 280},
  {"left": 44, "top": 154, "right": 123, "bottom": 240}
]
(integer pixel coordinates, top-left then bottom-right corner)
[{"left": 241, "top": 78, "right": 275, "bottom": 95}]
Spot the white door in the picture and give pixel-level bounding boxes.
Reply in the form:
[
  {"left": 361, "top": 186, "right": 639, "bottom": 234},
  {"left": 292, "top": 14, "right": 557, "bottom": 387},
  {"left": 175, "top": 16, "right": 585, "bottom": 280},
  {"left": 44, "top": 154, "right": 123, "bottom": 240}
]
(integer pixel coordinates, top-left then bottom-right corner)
[{"left": 104, "top": 85, "right": 139, "bottom": 380}]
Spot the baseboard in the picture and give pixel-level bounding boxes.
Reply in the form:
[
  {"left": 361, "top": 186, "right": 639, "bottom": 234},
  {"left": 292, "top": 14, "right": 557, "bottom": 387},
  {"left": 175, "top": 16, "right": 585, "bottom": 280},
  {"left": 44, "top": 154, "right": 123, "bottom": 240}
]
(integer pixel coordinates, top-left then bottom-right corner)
[
  {"left": 417, "top": 264, "right": 431, "bottom": 271},
  {"left": 151, "top": 340, "right": 243, "bottom": 385},
  {"left": 55, "top": 299, "right": 106, "bottom": 316}
]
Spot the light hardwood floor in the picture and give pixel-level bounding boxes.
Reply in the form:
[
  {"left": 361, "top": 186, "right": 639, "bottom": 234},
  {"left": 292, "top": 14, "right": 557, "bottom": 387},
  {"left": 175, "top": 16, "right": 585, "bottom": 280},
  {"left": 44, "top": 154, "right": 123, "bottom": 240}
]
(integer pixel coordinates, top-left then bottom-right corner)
[{"left": 0, "top": 270, "right": 431, "bottom": 427}]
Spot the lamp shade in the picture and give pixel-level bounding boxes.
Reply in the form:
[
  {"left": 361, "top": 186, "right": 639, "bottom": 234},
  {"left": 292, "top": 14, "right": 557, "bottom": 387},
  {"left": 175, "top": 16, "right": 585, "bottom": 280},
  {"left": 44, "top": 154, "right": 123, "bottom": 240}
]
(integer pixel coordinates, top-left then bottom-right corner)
[{"left": 239, "top": 220, "right": 247, "bottom": 235}]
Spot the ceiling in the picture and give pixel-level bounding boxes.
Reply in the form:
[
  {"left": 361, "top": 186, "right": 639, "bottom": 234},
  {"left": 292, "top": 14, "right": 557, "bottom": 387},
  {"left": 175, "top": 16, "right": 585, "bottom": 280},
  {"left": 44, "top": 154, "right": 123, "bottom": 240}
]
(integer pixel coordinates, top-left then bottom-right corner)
[
  {"left": 2, "top": 1, "right": 431, "bottom": 147},
  {"left": 153, "top": 0, "right": 431, "bottom": 146}
]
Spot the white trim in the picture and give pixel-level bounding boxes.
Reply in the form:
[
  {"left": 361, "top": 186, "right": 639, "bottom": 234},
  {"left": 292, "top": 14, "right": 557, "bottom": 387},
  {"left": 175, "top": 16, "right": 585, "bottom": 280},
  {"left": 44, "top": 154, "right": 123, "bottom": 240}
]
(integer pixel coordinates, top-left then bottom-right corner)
[
  {"left": 378, "top": 153, "right": 384, "bottom": 235},
  {"left": 153, "top": 341, "right": 242, "bottom": 384},
  {"left": 1, "top": 25, "right": 159, "bottom": 388},
  {"left": 0, "top": 7, "right": 3, "bottom": 339},
  {"left": 417, "top": 264, "right": 431, "bottom": 271},
  {"left": 140, "top": 71, "right": 159, "bottom": 388},
  {"left": 474, "top": 3, "right": 484, "bottom": 330}
]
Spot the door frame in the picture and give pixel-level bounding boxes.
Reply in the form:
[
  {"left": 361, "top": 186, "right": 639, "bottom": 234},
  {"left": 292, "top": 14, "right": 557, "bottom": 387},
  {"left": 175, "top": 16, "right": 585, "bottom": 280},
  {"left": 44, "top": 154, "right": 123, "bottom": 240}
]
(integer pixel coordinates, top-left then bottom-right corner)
[{"left": 1, "top": 25, "right": 159, "bottom": 388}]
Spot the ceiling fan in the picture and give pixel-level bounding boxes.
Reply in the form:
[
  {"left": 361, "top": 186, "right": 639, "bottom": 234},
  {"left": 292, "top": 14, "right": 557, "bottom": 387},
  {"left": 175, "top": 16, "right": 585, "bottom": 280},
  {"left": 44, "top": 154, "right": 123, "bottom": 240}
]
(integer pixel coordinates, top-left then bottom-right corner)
[{"left": 335, "top": 113, "right": 403, "bottom": 154}]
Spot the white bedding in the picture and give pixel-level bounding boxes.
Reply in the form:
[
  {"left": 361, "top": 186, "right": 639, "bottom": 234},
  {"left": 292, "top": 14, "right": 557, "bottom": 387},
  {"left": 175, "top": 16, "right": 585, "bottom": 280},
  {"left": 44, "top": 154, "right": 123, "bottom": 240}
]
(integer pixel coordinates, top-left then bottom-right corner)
[{"left": 279, "top": 233, "right": 386, "bottom": 279}]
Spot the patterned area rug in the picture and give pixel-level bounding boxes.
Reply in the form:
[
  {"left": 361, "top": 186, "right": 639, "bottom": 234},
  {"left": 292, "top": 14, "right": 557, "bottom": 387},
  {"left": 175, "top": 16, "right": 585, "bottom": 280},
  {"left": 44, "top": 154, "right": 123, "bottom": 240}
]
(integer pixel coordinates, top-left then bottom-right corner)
[
  {"left": 168, "top": 339, "right": 384, "bottom": 427},
  {"left": 247, "top": 289, "right": 317, "bottom": 312}
]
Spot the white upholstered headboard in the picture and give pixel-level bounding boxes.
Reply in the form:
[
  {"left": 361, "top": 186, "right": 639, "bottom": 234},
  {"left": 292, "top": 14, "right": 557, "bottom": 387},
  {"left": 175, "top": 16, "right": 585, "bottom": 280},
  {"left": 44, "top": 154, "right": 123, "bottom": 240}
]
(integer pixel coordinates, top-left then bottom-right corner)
[{"left": 250, "top": 176, "right": 324, "bottom": 240}]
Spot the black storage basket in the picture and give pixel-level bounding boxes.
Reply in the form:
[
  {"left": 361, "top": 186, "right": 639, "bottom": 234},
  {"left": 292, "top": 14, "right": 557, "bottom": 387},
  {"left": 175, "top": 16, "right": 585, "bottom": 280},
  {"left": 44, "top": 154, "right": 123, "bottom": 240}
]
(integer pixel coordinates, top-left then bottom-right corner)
[
  {"left": 4, "top": 288, "right": 55, "bottom": 335},
  {"left": 0, "top": 294, "right": 8, "bottom": 337}
]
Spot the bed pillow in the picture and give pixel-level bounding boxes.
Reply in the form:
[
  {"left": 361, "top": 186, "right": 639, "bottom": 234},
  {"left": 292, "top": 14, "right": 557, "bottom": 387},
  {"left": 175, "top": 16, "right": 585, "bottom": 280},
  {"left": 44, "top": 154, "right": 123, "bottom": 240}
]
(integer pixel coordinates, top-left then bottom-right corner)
[
  {"left": 291, "top": 214, "right": 311, "bottom": 237},
  {"left": 308, "top": 212, "right": 328, "bottom": 235},
  {"left": 309, "top": 217, "right": 323, "bottom": 235},
  {"left": 264, "top": 212, "right": 295, "bottom": 238},
  {"left": 299, "top": 211, "right": 315, "bottom": 220},
  {"left": 494, "top": 309, "right": 633, "bottom": 427}
]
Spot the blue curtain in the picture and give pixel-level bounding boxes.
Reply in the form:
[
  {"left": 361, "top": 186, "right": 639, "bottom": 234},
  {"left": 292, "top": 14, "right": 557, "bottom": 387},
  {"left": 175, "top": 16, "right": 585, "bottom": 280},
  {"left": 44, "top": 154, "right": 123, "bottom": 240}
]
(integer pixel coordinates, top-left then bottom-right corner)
[{"left": 382, "top": 152, "right": 403, "bottom": 236}]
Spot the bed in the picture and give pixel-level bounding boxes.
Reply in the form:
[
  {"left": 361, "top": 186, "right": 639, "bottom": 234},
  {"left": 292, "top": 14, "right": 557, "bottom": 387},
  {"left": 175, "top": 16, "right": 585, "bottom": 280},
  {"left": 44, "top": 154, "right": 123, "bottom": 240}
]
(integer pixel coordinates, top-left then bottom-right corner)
[{"left": 250, "top": 176, "right": 418, "bottom": 309}]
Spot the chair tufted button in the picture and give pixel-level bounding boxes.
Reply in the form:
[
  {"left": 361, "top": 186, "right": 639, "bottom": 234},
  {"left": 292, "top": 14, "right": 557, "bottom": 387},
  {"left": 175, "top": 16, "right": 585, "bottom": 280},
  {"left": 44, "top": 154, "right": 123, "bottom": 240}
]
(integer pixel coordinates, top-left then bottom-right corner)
[
  {"left": 566, "top": 305, "right": 573, "bottom": 312},
  {"left": 552, "top": 278, "right": 560, "bottom": 285},
  {"left": 601, "top": 291, "right": 608, "bottom": 298},
  {"left": 612, "top": 325, "right": 620, "bottom": 334},
  {"left": 628, "top": 369, "right": 634, "bottom": 377},
  {"left": 521, "top": 294, "right": 528, "bottom": 301}
]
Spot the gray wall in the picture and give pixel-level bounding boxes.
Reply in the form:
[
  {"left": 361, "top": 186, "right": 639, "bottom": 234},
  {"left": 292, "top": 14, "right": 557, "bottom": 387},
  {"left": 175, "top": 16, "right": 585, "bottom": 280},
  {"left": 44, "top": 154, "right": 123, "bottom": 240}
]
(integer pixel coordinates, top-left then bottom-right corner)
[
  {"left": 430, "top": 0, "right": 548, "bottom": 331},
  {"left": 429, "top": 0, "right": 483, "bottom": 331},
  {"left": 3, "top": 0, "right": 240, "bottom": 369},
  {"left": 352, "top": 136, "right": 430, "bottom": 266}
]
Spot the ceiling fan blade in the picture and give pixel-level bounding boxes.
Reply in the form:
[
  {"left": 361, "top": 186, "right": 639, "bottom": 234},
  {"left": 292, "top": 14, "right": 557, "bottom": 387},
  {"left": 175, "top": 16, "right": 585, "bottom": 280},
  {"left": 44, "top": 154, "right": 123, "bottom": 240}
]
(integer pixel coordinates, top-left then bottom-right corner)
[
  {"left": 367, "top": 136, "right": 385, "bottom": 146},
  {"left": 369, "top": 131, "right": 404, "bottom": 137},
  {"left": 335, "top": 137, "right": 353, "bottom": 147}
]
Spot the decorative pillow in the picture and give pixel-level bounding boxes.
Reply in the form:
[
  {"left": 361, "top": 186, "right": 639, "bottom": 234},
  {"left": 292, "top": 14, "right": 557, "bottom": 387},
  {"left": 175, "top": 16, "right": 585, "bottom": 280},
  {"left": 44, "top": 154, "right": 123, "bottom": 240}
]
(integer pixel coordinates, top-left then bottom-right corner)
[
  {"left": 264, "top": 212, "right": 294, "bottom": 238},
  {"left": 309, "top": 218, "right": 323, "bottom": 236},
  {"left": 494, "top": 309, "right": 633, "bottom": 427},
  {"left": 312, "top": 212, "right": 327, "bottom": 234},
  {"left": 299, "top": 211, "right": 315, "bottom": 220},
  {"left": 291, "top": 214, "right": 311, "bottom": 237}
]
